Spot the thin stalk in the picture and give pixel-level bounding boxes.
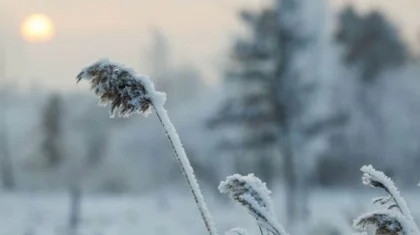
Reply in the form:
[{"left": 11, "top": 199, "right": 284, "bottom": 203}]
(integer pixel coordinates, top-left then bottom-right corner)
[
  {"left": 259, "top": 226, "right": 265, "bottom": 235},
  {"left": 382, "top": 183, "right": 420, "bottom": 234},
  {"left": 153, "top": 105, "right": 218, "bottom": 235}
]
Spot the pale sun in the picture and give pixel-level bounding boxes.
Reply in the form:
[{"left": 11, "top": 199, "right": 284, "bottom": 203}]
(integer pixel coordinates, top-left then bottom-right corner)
[{"left": 21, "top": 14, "right": 55, "bottom": 43}]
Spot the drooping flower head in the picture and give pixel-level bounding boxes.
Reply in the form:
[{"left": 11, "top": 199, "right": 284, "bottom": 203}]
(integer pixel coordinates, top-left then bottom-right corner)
[
  {"left": 353, "top": 211, "right": 410, "bottom": 235},
  {"left": 219, "top": 174, "right": 287, "bottom": 235},
  {"left": 76, "top": 59, "right": 166, "bottom": 117}
]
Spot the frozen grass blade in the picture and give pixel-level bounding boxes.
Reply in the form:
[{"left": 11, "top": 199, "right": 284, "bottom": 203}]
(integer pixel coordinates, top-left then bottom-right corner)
[
  {"left": 76, "top": 59, "right": 218, "bottom": 235},
  {"left": 219, "top": 174, "right": 288, "bottom": 235}
]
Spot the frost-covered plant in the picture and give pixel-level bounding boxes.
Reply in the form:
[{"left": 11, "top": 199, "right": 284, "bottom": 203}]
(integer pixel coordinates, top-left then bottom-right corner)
[
  {"left": 219, "top": 167, "right": 419, "bottom": 235},
  {"left": 353, "top": 211, "right": 409, "bottom": 235},
  {"left": 353, "top": 165, "right": 419, "bottom": 235},
  {"left": 219, "top": 174, "right": 288, "bottom": 235},
  {"left": 76, "top": 59, "right": 218, "bottom": 235}
]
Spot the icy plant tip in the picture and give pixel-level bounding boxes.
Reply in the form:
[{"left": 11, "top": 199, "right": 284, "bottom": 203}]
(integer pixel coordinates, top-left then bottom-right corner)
[
  {"left": 76, "top": 58, "right": 166, "bottom": 118},
  {"left": 359, "top": 165, "right": 420, "bottom": 235},
  {"left": 361, "top": 166, "right": 415, "bottom": 220},
  {"left": 219, "top": 174, "right": 288, "bottom": 235}
]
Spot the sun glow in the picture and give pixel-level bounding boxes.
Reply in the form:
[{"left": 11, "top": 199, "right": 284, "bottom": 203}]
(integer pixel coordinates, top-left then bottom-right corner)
[{"left": 21, "top": 14, "right": 55, "bottom": 43}]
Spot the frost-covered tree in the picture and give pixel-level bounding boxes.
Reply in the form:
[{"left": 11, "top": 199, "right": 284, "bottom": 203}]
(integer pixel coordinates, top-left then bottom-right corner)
[
  {"left": 41, "top": 93, "right": 64, "bottom": 167},
  {"left": 209, "top": 8, "right": 282, "bottom": 186},
  {"left": 67, "top": 103, "right": 111, "bottom": 234},
  {"left": 0, "top": 47, "right": 15, "bottom": 190},
  {"left": 335, "top": 6, "right": 408, "bottom": 82},
  {"left": 210, "top": 0, "right": 342, "bottom": 225},
  {"left": 334, "top": 6, "right": 409, "bottom": 171}
]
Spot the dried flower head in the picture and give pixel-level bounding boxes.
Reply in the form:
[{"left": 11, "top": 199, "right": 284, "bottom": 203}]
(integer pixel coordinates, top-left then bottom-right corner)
[
  {"left": 76, "top": 59, "right": 166, "bottom": 117},
  {"left": 219, "top": 174, "right": 287, "bottom": 235},
  {"left": 353, "top": 211, "right": 409, "bottom": 235}
]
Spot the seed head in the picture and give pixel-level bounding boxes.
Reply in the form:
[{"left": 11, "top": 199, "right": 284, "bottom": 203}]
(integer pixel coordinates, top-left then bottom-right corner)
[
  {"left": 219, "top": 174, "right": 274, "bottom": 216},
  {"left": 76, "top": 59, "right": 166, "bottom": 117},
  {"left": 353, "top": 212, "right": 409, "bottom": 235}
]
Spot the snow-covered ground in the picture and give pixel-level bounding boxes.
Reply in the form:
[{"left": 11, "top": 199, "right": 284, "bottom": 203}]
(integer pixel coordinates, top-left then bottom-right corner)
[{"left": 0, "top": 189, "right": 419, "bottom": 235}]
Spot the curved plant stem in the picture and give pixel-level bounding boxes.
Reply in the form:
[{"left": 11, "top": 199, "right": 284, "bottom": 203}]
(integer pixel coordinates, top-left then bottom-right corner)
[{"left": 153, "top": 105, "right": 218, "bottom": 235}]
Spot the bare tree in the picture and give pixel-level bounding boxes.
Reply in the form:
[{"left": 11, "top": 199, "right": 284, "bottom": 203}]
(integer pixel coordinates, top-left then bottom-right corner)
[
  {"left": 41, "top": 94, "right": 64, "bottom": 167},
  {"left": 335, "top": 6, "right": 409, "bottom": 171},
  {"left": 210, "top": 0, "right": 342, "bottom": 226}
]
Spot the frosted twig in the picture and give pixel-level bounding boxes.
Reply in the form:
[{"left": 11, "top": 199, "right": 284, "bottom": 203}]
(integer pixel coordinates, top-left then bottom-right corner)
[{"left": 76, "top": 59, "right": 218, "bottom": 235}]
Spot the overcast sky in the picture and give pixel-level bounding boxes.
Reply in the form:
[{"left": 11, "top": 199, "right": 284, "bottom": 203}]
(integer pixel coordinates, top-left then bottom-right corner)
[{"left": 0, "top": 0, "right": 419, "bottom": 91}]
